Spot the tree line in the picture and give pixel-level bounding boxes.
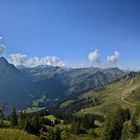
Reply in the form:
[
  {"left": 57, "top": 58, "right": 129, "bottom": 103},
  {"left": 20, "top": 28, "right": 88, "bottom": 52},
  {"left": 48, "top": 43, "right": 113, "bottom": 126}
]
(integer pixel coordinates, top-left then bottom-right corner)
[{"left": 5, "top": 104, "right": 140, "bottom": 140}]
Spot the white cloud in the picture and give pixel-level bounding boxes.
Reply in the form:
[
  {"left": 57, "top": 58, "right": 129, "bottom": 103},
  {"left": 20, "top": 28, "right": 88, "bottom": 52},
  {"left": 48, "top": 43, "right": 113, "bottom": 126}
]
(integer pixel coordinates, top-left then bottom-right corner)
[
  {"left": 107, "top": 51, "right": 120, "bottom": 65},
  {"left": 119, "top": 66, "right": 140, "bottom": 72},
  {"left": 88, "top": 49, "right": 100, "bottom": 64},
  {"left": 10, "top": 53, "right": 27, "bottom": 66},
  {"left": 10, "top": 53, "right": 65, "bottom": 67},
  {"left": 0, "top": 43, "right": 5, "bottom": 55}
]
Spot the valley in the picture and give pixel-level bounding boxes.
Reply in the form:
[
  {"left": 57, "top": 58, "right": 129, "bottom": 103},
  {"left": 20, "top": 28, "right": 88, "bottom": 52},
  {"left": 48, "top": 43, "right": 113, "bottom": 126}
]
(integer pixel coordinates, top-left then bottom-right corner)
[
  {"left": 0, "top": 57, "right": 140, "bottom": 140},
  {"left": 0, "top": 57, "right": 125, "bottom": 111},
  {"left": 0, "top": 0, "right": 140, "bottom": 139}
]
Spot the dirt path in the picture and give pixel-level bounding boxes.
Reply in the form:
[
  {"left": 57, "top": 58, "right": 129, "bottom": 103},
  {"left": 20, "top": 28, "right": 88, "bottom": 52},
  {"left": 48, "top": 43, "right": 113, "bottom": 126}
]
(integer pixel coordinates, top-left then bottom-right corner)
[
  {"left": 121, "top": 80, "right": 136, "bottom": 106},
  {"left": 121, "top": 91, "right": 136, "bottom": 106}
]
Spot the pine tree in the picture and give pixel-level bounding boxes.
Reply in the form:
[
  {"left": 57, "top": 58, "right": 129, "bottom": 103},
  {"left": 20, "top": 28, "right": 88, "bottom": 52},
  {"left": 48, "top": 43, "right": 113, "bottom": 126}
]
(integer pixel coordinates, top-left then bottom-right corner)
[
  {"left": 23, "top": 117, "right": 32, "bottom": 133},
  {"left": 131, "top": 116, "right": 138, "bottom": 137},
  {"left": 18, "top": 111, "right": 26, "bottom": 129},
  {"left": 71, "top": 119, "right": 80, "bottom": 134},
  {"left": 11, "top": 106, "right": 18, "bottom": 126},
  {"left": 31, "top": 115, "right": 41, "bottom": 135},
  {"left": 122, "top": 108, "right": 131, "bottom": 121},
  {"left": 54, "top": 127, "right": 61, "bottom": 140},
  {"left": 121, "top": 121, "right": 133, "bottom": 139},
  {"left": 102, "top": 114, "right": 113, "bottom": 140},
  {"left": 102, "top": 106, "right": 124, "bottom": 140}
]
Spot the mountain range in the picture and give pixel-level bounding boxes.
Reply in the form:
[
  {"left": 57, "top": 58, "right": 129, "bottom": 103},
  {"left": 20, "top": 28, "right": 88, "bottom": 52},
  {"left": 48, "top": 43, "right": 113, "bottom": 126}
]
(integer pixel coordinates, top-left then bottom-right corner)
[
  {"left": 0, "top": 57, "right": 126, "bottom": 110},
  {"left": 56, "top": 71, "right": 140, "bottom": 116}
]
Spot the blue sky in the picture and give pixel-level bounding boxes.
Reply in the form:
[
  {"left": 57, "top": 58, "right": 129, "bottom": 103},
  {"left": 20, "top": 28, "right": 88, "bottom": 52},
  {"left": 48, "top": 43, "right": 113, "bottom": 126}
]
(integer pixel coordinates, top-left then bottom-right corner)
[{"left": 0, "top": 0, "right": 140, "bottom": 69}]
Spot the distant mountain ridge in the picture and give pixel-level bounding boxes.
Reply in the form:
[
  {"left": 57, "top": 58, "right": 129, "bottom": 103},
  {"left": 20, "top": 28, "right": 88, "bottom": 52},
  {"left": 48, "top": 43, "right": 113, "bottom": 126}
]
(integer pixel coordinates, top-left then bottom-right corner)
[
  {"left": 0, "top": 57, "right": 126, "bottom": 110},
  {"left": 57, "top": 71, "right": 140, "bottom": 116}
]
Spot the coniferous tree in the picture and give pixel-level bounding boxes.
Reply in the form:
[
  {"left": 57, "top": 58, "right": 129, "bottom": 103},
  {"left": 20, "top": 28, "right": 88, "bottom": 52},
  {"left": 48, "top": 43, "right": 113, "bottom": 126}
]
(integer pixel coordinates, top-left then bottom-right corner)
[
  {"left": 23, "top": 117, "right": 32, "bottom": 133},
  {"left": 102, "top": 106, "right": 124, "bottom": 140},
  {"left": 31, "top": 115, "right": 42, "bottom": 135},
  {"left": 11, "top": 106, "right": 18, "bottom": 126},
  {"left": 71, "top": 119, "right": 80, "bottom": 134},
  {"left": 131, "top": 115, "right": 139, "bottom": 137},
  {"left": 102, "top": 114, "right": 113, "bottom": 140},
  {"left": 122, "top": 108, "right": 131, "bottom": 121},
  {"left": 18, "top": 111, "right": 26, "bottom": 129},
  {"left": 54, "top": 127, "right": 61, "bottom": 140}
]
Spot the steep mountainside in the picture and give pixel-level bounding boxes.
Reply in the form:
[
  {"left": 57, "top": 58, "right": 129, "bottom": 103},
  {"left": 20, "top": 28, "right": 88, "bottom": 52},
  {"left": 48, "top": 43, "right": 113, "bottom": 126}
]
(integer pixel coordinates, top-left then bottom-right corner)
[
  {"left": 0, "top": 57, "right": 126, "bottom": 109},
  {"left": 0, "top": 57, "right": 34, "bottom": 109}
]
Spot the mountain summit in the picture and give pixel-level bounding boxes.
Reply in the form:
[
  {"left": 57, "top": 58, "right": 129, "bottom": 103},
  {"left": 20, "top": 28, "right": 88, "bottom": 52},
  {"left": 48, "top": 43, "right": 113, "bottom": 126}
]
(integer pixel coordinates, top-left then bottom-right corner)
[
  {"left": 0, "top": 57, "right": 126, "bottom": 110},
  {"left": 0, "top": 57, "right": 19, "bottom": 74},
  {"left": 0, "top": 57, "right": 9, "bottom": 65}
]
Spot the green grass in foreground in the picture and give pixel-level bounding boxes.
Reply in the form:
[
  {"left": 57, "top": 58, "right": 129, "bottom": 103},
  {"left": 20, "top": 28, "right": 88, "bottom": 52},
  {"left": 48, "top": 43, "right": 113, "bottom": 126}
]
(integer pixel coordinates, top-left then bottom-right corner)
[
  {"left": 0, "top": 128, "right": 39, "bottom": 140},
  {"left": 70, "top": 134, "right": 93, "bottom": 140}
]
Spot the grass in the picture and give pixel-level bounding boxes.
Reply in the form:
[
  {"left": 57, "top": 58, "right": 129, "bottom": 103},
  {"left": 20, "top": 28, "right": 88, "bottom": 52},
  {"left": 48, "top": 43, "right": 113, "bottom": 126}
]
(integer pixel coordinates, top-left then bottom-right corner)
[
  {"left": 0, "top": 120, "right": 11, "bottom": 128},
  {"left": 59, "top": 100, "right": 74, "bottom": 108},
  {"left": 0, "top": 120, "right": 39, "bottom": 140},
  {"left": 44, "top": 115, "right": 57, "bottom": 123},
  {"left": 66, "top": 74, "right": 140, "bottom": 116},
  {"left": 127, "top": 86, "right": 140, "bottom": 104},
  {"left": 70, "top": 134, "right": 93, "bottom": 140},
  {"left": 0, "top": 128, "right": 39, "bottom": 140}
]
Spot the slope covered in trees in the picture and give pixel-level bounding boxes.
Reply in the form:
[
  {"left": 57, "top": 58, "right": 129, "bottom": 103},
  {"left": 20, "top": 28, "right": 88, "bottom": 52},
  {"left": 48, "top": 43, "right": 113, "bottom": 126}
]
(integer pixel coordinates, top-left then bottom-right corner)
[{"left": 2, "top": 104, "right": 140, "bottom": 140}]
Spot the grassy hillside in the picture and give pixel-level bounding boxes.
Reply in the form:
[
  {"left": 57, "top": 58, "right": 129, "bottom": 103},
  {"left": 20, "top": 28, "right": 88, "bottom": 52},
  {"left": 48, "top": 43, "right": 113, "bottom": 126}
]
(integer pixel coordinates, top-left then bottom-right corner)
[{"left": 58, "top": 73, "right": 140, "bottom": 116}]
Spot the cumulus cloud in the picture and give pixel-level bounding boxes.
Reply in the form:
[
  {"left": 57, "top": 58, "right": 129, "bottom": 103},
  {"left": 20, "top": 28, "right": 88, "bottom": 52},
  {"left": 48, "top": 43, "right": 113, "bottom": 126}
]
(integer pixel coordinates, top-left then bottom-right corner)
[
  {"left": 10, "top": 53, "right": 65, "bottom": 67},
  {"left": 0, "top": 43, "right": 5, "bottom": 55},
  {"left": 88, "top": 49, "right": 100, "bottom": 64},
  {"left": 107, "top": 51, "right": 120, "bottom": 65},
  {"left": 10, "top": 53, "right": 27, "bottom": 66}
]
